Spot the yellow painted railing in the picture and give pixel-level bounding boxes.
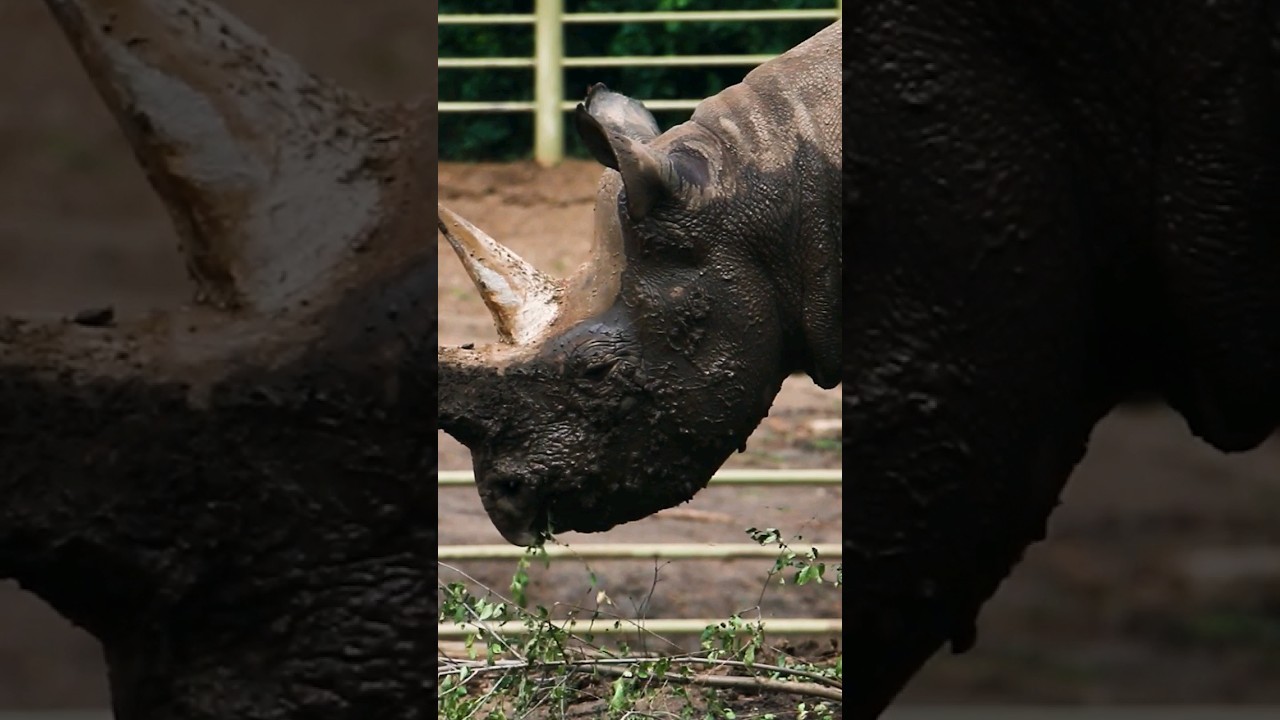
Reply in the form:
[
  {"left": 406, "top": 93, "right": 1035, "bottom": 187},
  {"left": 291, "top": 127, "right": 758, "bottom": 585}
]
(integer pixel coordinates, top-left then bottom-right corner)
[
  {"left": 438, "top": 468, "right": 843, "bottom": 638},
  {"left": 439, "top": 1, "right": 842, "bottom": 165}
]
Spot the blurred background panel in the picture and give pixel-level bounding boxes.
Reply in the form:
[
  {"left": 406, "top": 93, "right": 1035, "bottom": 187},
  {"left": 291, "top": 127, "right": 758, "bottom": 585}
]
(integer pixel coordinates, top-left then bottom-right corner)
[
  {"left": 904, "top": 405, "right": 1280, "bottom": 704},
  {"left": 0, "top": 0, "right": 431, "bottom": 710}
]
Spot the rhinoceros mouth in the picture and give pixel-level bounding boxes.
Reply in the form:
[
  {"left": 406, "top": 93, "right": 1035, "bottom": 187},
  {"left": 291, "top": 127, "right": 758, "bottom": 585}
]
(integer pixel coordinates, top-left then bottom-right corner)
[{"left": 491, "top": 502, "right": 553, "bottom": 548}]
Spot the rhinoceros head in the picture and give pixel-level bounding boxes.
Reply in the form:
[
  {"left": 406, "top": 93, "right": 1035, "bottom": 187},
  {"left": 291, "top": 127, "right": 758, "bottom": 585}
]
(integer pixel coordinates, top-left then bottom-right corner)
[{"left": 439, "top": 84, "right": 840, "bottom": 546}]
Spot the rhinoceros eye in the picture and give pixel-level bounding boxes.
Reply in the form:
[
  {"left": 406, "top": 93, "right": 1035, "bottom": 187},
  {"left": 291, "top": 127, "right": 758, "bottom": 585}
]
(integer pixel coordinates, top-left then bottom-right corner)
[
  {"left": 552, "top": 323, "right": 637, "bottom": 384},
  {"left": 581, "top": 358, "right": 618, "bottom": 381}
]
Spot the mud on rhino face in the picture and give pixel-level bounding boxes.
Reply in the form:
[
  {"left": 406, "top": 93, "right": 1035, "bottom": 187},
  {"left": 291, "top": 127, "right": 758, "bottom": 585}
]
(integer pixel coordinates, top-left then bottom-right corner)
[{"left": 439, "top": 85, "right": 840, "bottom": 546}]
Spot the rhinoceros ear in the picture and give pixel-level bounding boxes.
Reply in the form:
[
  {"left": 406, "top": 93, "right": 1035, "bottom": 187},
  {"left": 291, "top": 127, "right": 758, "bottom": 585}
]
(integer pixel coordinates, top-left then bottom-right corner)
[
  {"left": 575, "top": 83, "right": 660, "bottom": 146},
  {"left": 575, "top": 84, "right": 695, "bottom": 220}
]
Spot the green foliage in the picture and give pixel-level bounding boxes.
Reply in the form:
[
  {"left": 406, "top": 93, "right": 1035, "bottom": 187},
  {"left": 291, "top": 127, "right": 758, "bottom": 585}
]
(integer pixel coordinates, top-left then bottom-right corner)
[
  {"left": 437, "top": 527, "right": 842, "bottom": 717},
  {"left": 748, "top": 526, "right": 842, "bottom": 588},
  {"left": 440, "top": 0, "right": 836, "bottom": 160}
]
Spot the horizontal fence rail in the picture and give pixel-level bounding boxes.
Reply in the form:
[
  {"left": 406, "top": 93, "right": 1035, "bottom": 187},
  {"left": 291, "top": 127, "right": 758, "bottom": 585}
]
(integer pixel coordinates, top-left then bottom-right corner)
[
  {"left": 439, "top": 0, "right": 842, "bottom": 164},
  {"left": 439, "top": 467, "right": 842, "bottom": 638},
  {"left": 440, "top": 542, "right": 843, "bottom": 561},
  {"left": 438, "top": 10, "right": 843, "bottom": 25},
  {"left": 439, "top": 617, "right": 841, "bottom": 639}
]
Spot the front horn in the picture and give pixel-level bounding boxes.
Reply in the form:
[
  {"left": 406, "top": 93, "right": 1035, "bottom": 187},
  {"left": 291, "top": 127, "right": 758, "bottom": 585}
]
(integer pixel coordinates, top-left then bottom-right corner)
[{"left": 438, "top": 204, "right": 563, "bottom": 346}]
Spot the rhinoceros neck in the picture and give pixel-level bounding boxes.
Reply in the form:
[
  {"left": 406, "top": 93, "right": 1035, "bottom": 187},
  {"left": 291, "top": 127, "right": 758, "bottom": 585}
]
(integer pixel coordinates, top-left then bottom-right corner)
[
  {"left": 663, "top": 23, "right": 842, "bottom": 384},
  {"left": 687, "top": 21, "right": 841, "bottom": 173}
]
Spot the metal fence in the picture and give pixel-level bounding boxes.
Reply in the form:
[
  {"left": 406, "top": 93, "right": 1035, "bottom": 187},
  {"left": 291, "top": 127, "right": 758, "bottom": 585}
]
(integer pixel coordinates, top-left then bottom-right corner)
[
  {"left": 439, "top": 1, "right": 843, "bottom": 165},
  {"left": 437, "top": 468, "right": 842, "bottom": 639}
]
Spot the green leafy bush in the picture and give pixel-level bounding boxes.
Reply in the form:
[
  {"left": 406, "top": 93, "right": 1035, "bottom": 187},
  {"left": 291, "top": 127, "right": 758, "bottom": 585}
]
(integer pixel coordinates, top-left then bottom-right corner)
[
  {"left": 440, "top": 0, "right": 836, "bottom": 160},
  {"left": 437, "top": 527, "right": 842, "bottom": 717}
]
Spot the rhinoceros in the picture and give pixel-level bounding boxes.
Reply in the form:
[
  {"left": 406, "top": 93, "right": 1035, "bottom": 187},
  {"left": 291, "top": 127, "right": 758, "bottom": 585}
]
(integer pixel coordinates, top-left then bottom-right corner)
[
  {"left": 437, "top": 21, "right": 842, "bottom": 547},
  {"left": 843, "top": 1, "right": 1280, "bottom": 714}
]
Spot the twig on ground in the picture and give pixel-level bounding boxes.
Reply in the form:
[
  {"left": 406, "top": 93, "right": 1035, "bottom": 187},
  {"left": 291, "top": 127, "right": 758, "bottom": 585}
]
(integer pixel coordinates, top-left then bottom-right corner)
[
  {"left": 438, "top": 654, "right": 843, "bottom": 701},
  {"left": 587, "top": 661, "right": 843, "bottom": 702}
]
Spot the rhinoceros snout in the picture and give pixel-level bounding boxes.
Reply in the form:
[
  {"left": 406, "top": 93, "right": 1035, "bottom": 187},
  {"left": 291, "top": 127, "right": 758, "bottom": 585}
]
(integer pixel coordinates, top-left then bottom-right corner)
[{"left": 477, "top": 470, "right": 550, "bottom": 547}]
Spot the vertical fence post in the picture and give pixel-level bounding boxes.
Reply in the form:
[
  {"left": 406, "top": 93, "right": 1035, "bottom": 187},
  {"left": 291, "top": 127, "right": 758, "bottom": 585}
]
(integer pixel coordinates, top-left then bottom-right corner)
[{"left": 534, "top": 0, "right": 565, "bottom": 166}]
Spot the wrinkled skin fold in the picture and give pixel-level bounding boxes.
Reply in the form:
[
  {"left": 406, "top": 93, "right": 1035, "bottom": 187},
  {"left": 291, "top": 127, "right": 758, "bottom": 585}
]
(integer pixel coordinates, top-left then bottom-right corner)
[{"left": 438, "top": 23, "right": 843, "bottom": 547}]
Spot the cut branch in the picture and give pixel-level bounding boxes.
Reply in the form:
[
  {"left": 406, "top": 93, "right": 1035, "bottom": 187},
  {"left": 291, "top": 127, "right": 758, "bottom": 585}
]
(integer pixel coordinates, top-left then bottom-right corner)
[
  {"left": 439, "top": 655, "right": 845, "bottom": 703},
  {"left": 573, "top": 661, "right": 844, "bottom": 702}
]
